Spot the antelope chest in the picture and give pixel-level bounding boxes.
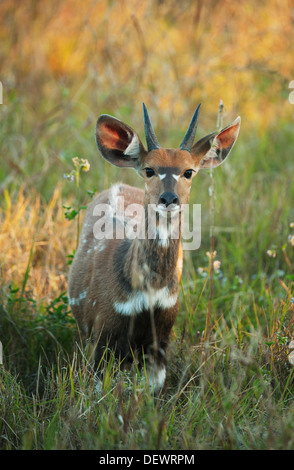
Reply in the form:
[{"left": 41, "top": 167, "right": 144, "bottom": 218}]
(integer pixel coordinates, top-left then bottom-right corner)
[{"left": 114, "top": 286, "right": 178, "bottom": 316}]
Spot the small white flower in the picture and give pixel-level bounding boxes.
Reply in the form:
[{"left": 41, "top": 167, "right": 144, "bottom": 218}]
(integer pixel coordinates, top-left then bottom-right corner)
[
  {"left": 213, "top": 260, "right": 221, "bottom": 271},
  {"left": 81, "top": 159, "right": 90, "bottom": 172}
]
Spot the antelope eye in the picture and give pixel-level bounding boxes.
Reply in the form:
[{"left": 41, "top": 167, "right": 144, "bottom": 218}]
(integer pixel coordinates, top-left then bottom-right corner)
[
  {"left": 183, "top": 169, "right": 193, "bottom": 179},
  {"left": 145, "top": 168, "right": 155, "bottom": 178}
]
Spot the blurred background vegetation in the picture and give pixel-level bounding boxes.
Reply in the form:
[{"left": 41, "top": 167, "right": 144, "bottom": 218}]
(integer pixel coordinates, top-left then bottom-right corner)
[
  {"left": 0, "top": 0, "right": 293, "bottom": 194},
  {"left": 1, "top": 0, "right": 294, "bottom": 302},
  {"left": 0, "top": 0, "right": 294, "bottom": 450}
]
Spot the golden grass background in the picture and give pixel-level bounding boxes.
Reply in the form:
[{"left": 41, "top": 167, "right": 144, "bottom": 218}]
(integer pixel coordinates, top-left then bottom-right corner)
[{"left": 1, "top": 0, "right": 293, "bottom": 305}]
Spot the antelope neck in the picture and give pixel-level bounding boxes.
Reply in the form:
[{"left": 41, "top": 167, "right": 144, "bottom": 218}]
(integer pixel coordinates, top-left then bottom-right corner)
[{"left": 121, "top": 206, "right": 182, "bottom": 291}]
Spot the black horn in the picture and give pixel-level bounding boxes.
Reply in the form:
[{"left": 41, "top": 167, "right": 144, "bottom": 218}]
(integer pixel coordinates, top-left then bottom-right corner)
[
  {"left": 179, "top": 103, "right": 201, "bottom": 151},
  {"left": 143, "top": 103, "right": 160, "bottom": 151}
]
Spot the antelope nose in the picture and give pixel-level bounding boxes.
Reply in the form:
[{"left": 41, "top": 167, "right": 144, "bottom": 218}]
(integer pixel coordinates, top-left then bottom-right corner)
[{"left": 158, "top": 192, "right": 180, "bottom": 207}]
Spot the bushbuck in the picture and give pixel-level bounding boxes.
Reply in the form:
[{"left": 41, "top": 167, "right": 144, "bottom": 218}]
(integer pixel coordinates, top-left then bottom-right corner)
[{"left": 68, "top": 103, "right": 240, "bottom": 392}]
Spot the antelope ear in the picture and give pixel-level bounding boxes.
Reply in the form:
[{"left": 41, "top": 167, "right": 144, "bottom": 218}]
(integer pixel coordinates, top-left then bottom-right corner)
[
  {"left": 192, "top": 117, "right": 241, "bottom": 168},
  {"left": 95, "top": 115, "right": 147, "bottom": 168}
]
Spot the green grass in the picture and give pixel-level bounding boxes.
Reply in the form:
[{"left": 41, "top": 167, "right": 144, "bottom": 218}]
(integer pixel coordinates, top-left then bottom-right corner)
[
  {"left": 0, "top": 288, "right": 293, "bottom": 450},
  {"left": 1, "top": 93, "right": 294, "bottom": 449}
]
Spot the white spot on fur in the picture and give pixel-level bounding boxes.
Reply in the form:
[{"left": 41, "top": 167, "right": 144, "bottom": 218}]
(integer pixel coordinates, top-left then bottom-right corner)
[
  {"left": 68, "top": 295, "right": 79, "bottom": 306},
  {"left": 80, "top": 289, "right": 88, "bottom": 300},
  {"left": 157, "top": 223, "right": 170, "bottom": 247},
  {"left": 68, "top": 288, "right": 88, "bottom": 307},
  {"left": 172, "top": 174, "right": 180, "bottom": 181},
  {"left": 109, "top": 183, "right": 121, "bottom": 208},
  {"left": 114, "top": 287, "right": 178, "bottom": 316},
  {"left": 156, "top": 218, "right": 180, "bottom": 247},
  {"left": 98, "top": 240, "right": 106, "bottom": 252},
  {"left": 148, "top": 365, "right": 166, "bottom": 391},
  {"left": 158, "top": 237, "right": 169, "bottom": 247},
  {"left": 108, "top": 184, "right": 126, "bottom": 221},
  {"left": 159, "top": 173, "right": 166, "bottom": 180}
]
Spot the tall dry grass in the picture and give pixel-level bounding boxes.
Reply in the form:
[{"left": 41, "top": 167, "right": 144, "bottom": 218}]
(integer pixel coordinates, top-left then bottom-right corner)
[{"left": 0, "top": 186, "right": 75, "bottom": 303}]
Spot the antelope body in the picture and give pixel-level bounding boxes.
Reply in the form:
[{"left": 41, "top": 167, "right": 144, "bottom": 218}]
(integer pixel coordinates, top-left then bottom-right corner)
[{"left": 68, "top": 104, "right": 240, "bottom": 391}]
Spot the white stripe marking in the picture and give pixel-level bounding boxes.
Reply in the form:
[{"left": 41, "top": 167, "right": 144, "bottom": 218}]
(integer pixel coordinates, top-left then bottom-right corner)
[
  {"left": 114, "top": 287, "right": 178, "bottom": 316},
  {"left": 68, "top": 288, "right": 88, "bottom": 307}
]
